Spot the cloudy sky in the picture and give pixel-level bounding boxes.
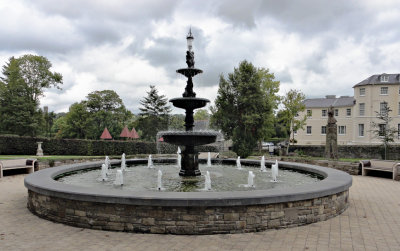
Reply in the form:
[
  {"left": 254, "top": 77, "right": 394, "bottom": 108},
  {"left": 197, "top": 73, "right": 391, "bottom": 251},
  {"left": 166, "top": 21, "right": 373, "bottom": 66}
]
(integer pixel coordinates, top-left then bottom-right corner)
[{"left": 1, "top": 0, "right": 400, "bottom": 114}]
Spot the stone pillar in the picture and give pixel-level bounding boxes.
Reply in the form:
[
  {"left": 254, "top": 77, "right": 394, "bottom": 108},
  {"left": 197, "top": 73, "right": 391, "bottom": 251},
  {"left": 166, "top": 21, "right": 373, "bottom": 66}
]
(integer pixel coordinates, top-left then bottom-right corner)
[
  {"left": 325, "top": 106, "right": 338, "bottom": 159},
  {"left": 36, "top": 142, "right": 44, "bottom": 156}
]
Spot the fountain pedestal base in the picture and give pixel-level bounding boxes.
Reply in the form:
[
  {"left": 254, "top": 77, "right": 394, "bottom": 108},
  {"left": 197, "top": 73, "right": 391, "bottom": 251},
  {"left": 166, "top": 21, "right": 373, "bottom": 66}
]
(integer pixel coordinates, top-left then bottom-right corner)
[{"left": 179, "top": 152, "right": 201, "bottom": 176}]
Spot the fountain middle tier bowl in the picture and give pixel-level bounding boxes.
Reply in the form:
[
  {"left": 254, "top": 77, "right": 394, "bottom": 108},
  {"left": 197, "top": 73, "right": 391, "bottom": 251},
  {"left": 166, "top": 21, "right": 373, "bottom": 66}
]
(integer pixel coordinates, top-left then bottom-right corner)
[
  {"left": 160, "top": 130, "right": 219, "bottom": 146},
  {"left": 170, "top": 97, "right": 209, "bottom": 110}
]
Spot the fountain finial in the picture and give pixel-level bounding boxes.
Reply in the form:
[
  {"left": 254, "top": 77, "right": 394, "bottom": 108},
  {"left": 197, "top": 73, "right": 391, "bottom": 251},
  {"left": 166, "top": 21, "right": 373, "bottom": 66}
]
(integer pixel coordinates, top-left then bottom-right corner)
[
  {"left": 186, "top": 30, "right": 195, "bottom": 68},
  {"left": 186, "top": 28, "right": 194, "bottom": 52}
]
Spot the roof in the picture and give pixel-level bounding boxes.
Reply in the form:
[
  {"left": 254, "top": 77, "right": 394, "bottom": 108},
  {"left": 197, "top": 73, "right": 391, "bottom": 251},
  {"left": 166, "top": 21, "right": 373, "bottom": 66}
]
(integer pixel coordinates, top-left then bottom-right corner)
[
  {"left": 353, "top": 73, "right": 400, "bottom": 87},
  {"left": 120, "top": 126, "right": 131, "bottom": 138},
  {"left": 100, "top": 128, "right": 112, "bottom": 140},
  {"left": 130, "top": 128, "right": 139, "bottom": 139},
  {"left": 304, "top": 96, "right": 355, "bottom": 108}
]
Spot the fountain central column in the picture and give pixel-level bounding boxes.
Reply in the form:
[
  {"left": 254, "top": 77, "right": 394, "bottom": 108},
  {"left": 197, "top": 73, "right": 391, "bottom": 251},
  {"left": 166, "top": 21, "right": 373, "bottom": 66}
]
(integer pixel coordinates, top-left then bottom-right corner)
[{"left": 161, "top": 29, "right": 218, "bottom": 176}]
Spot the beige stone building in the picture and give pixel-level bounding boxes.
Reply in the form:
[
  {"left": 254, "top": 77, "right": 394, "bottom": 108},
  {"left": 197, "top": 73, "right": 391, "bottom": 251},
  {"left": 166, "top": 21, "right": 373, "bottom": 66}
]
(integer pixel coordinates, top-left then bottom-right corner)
[{"left": 295, "top": 73, "right": 400, "bottom": 145}]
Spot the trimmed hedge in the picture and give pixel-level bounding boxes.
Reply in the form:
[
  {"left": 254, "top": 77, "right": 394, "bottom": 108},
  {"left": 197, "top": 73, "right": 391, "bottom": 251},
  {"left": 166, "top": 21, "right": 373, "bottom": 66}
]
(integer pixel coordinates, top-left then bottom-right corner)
[{"left": 0, "top": 135, "right": 218, "bottom": 156}]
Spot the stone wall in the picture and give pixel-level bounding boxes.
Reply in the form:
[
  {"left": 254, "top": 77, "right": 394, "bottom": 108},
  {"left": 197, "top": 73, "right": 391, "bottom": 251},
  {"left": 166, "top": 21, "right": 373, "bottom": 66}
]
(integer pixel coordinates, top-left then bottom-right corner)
[
  {"left": 291, "top": 145, "right": 400, "bottom": 160},
  {"left": 277, "top": 157, "right": 360, "bottom": 175},
  {"left": 28, "top": 189, "right": 349, "bottom": 235}
]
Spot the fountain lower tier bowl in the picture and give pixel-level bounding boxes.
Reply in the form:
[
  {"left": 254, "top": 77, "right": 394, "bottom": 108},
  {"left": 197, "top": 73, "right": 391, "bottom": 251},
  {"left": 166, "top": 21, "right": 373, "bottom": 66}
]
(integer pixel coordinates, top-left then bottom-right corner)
[
  {"left": 170, "top": 97, "right": 209, "bottom": 110},
  {"left": 160, "top": 130, "right": 219, "bottom": 146}
]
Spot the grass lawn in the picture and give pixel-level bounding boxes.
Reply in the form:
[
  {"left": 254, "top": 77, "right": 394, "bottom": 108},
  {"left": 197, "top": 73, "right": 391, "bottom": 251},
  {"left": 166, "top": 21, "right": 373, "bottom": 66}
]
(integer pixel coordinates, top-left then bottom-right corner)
[{"left": 0, "top": 155, "right": 105, "bottom": 160}]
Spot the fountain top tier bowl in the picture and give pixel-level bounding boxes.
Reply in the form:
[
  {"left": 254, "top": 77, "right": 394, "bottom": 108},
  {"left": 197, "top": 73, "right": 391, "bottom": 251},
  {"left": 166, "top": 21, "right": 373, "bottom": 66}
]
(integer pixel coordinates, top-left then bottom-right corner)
[{"left": 169, "top": 97, "right": 209, "bottom": 110}]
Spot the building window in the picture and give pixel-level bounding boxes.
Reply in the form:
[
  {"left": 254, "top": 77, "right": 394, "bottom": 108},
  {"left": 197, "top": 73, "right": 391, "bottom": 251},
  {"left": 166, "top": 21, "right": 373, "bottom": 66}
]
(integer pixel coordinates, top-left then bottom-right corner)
[
  {"left": 322, "top": 109, "right": 327, "bottom": 117},
  {"left": 307, "top": 109, "right": 312, "bottom": 117},
  {"left": 338, "top": 126, "right": 346, "bottom": 135},
  {"left": 306, "top": 126, "right": 312, "bottom": 135},
  {"left": 380, "top": 87, "right": 388, "bottom": 95},
  {"left": 380, "top": 102, "right": 388, "bottom": 115},
  {"left": 358, "top": 124, "right": 364, "bottom": 137},
  {"left": 334, "top": 109, "right": 338, "bottom": 117},
  {"left": 381, "top": 75, "right": 389, "bottom": 82},
  {"left": 379, "top": 124, "right": 386, "bottom": 136},
  {"left": 321, "top": 126, "right": 326, "bottom": 135},
  {"left": 398, "top": 87, "right": 400, "bottom": 95},
  {"left": 346, "top": 108, "right": 351, "bottom": 116},
  {"left": 398, "top": 102, "right": 400, "bottom": 115},
  {"left": 360, "top": 88, "right": 365, "bottom": 96},
  {"left": 359, "top": 103, "right": 365, "bottom": 116},
  {"left": 398, "top": 124, "right": 400, "bottom": 139}
]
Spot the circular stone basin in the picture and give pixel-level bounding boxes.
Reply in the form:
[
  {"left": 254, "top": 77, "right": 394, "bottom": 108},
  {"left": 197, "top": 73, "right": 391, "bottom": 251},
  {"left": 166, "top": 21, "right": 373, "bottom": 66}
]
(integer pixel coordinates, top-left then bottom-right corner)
[
  {"left": 161, "top": 131, "right": 218, "bottom": 146},
  {"left": 24, "top": 159, "right": 352, "bottom": 235},
  {"left": 169, "top": 97, "right": 209, "bottom": 110}
]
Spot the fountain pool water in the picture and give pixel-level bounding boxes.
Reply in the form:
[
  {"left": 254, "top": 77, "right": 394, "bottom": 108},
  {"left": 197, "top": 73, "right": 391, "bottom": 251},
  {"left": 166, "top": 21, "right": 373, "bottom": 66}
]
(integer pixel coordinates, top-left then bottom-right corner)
[
  {"left": 114, "top": 169, "right": 123, "bottom": 186},
  {"left": 204, "top": 171, "right": 211, "bottom": 190},
  {"left": 148, "top": 155, "right": 153, "bottom": 168},
  {"left": 121, "top": 153, "right": 126, "bottom": 172},
  {"left": 236, "top": 156, "right": 242, "bottom": 169},
  {"left": 260, "top": 156, "right": 267, "bottom": 172},
  {"left": 57, "top": 162, "right": 320, "bottom": 192}
]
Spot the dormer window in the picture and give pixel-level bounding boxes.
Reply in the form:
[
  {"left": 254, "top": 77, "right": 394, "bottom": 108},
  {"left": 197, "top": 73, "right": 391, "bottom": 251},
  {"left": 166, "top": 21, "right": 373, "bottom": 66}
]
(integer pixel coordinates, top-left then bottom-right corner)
[{"left": 381, "top": 75, "right": 389, "bottom": 82}]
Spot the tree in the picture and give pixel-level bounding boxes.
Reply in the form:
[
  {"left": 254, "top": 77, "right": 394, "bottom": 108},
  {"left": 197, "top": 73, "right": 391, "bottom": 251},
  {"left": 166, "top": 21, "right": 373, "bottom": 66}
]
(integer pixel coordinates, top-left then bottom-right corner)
[
  {"left": 194, "top": 109, "right": 209, "bottom": 121},
  {"left": 59, "top": 102, "right": 93, "bottom": 139},
  {"left": 370, "top": 102, "right": 398, "bottom": 160},
  {"left": 85, "top": 90, "right": 132, "bottom": 139},
  {"left": 55, "top": 90, "right": 132, "bottom": 139},
  {"left": 137, "top": 85, "right": 171, "bottom": 141},
  {"left": 280, "top": 89, "right": 306, "bottom": 155},
  {"left": 211, "top": 60, "right": 280, "bottom": 157},
  {"left": 168, "top": 114, "right": 185, "bottom": 130},
  {"left": 0, "top": 55, "right": 62, "bottom": 136}
]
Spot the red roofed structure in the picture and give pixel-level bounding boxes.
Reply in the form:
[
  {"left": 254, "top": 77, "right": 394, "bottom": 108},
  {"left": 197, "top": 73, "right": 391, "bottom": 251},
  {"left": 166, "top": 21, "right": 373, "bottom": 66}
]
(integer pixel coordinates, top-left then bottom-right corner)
[
  {"left": 100, "top": 127, "right": 112, "bottom": 140},
  {"left": 130, "top": 127, "right": 139, "bottom": 139},
  {"left": 120, "top": 126, "right": 131, "bottom": 139}
]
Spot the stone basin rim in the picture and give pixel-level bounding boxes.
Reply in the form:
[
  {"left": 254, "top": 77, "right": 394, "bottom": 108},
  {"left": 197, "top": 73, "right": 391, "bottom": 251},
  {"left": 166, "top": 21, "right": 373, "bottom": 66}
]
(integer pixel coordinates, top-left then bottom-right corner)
[{"left": 24, "top": 159, "right": 352, "bottom": 207}]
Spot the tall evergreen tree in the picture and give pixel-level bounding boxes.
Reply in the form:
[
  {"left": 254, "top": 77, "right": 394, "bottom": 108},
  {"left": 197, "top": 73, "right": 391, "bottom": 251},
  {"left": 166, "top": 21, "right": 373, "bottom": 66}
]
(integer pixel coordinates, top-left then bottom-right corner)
[
  {"left": 137, "top": 85, "right": 171, "bottom": 141},
  {"left": 211, "top": 61, "right": 280, "bottom": 157},
  {"left": 0, "top": 55, "right": 62, "bottom": 136}
]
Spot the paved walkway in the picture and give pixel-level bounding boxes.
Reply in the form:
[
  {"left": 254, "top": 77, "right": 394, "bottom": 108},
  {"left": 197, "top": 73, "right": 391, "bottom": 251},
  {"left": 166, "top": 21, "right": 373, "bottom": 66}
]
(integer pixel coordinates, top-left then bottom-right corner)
[{"left": 0, "top": 174, "right": 399, "bottom": 251}]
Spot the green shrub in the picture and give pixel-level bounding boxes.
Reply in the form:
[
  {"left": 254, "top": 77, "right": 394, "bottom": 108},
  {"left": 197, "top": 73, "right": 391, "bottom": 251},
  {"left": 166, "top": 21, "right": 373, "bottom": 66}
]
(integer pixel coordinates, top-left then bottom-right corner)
[{"left": 0, "top": 135, "right": 219, "bottom": 156}]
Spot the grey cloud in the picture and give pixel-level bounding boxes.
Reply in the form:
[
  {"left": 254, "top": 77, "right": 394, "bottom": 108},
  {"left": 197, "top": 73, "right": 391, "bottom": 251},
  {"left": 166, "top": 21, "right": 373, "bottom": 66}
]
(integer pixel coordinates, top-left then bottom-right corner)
[
  {"left": 216, "top": 0, "right": 259, "bottom": 28},
  {"left": 275, "top": 68, "right": 292, "bottom": 83}
]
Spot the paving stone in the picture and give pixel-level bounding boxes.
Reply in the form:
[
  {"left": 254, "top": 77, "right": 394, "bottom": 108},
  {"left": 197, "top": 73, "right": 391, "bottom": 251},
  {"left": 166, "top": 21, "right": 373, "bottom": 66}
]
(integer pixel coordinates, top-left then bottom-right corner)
[{"left": 1, "top": 174, "right": 400, "bottom": 250}]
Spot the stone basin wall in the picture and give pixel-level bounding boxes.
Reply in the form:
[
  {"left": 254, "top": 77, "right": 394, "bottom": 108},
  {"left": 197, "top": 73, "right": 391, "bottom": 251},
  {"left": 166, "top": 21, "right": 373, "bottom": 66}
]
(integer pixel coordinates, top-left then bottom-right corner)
[{"left": 28, "top": 189, "right": 349, "bottom": 234}]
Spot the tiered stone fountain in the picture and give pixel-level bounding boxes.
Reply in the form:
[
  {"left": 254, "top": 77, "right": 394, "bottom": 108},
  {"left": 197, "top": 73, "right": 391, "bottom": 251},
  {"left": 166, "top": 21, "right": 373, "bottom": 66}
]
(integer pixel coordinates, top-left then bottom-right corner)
[{"left": 161, "top": 29, "right": 219, "bottom": 176}]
